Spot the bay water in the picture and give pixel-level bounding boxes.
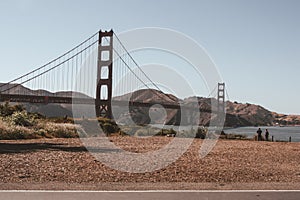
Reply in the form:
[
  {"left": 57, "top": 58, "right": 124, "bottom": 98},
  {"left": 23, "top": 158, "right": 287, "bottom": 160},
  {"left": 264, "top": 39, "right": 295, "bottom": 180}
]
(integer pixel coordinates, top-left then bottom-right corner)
[{"left": 224, "top": 126, "right": 300, "bottom": 142}]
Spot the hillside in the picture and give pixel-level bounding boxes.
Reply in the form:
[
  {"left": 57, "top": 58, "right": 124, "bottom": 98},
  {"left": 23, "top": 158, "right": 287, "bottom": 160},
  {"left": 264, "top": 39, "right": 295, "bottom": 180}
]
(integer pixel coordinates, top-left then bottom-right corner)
[
  {"left": 113, "top": 90, "right": 300, "bottom": 127},
  {"left": 0, "top": 83, "right": 86, "bottom": 117},
  {"left": 1, "top": 84, "right": 299, "bottom": 127}
]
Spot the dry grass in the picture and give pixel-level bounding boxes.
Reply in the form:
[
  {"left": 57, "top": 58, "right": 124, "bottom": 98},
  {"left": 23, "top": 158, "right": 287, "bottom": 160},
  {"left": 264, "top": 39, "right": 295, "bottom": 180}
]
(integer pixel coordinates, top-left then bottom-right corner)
[{"left": 0, "top": 118, "right": 82, "bottom": 139}]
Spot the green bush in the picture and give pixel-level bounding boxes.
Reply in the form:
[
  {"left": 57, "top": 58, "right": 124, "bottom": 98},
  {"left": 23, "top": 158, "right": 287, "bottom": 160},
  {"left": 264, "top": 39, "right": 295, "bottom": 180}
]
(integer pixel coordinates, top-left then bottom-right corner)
[
  {"left": 9, "top": 111, "right": 34, "bottom": 127},
  {"left": 0, "top": 102, "right": 25, "bottom": 117},
  {"left": 155, "top": 128, "right": 177, "bottom": 136},
  {"left": 102, "top": 123, "right": 116, "bottom": 134},
  {"left": 98, "top": 118, "right": 120, "bottom": 135},
  {"left": 195, "top": 127, "right": 207, "bottom": 139}
]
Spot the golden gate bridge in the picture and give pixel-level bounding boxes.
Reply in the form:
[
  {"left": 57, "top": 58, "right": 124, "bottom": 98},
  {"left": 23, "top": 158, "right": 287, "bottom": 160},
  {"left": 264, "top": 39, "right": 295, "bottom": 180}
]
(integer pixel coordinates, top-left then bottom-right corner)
[{"left": 0, "top": 29, "right": 225, "bottom": 122}]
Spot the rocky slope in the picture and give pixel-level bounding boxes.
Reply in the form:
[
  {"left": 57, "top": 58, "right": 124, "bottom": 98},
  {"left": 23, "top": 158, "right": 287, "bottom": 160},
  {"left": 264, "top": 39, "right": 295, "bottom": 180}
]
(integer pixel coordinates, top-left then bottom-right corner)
[{"left": 112, "top": 90, "right": 300, "bottom": 127}]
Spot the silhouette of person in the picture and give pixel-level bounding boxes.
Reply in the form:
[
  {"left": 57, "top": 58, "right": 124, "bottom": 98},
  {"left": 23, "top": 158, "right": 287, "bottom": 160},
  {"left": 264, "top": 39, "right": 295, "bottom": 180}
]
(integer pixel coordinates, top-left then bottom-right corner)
[
  {"left": 265, "top": 129, "right": 269, "bottom": 141},
  {"left": 257, "top": 128, "right": 262, "bottom": 141}
]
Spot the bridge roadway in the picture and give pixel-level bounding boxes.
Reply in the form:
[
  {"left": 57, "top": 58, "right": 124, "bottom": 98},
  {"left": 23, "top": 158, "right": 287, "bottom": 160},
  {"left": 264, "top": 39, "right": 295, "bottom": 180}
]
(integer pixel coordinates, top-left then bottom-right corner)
[{"left": 0, "top": 94, "right": 212, "bottom": 113}]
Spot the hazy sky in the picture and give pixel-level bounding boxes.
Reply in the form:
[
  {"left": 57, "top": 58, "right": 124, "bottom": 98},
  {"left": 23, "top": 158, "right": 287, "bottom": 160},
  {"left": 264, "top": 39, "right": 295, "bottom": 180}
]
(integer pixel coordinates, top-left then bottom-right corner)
[{"left": 0, "top": 0, "right": 299, "bottom": 114}]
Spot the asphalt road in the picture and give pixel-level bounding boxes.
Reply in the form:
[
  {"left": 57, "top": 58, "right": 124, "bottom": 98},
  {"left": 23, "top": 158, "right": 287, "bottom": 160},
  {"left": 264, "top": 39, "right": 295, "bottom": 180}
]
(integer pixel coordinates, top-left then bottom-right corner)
[{"left": 0, "top": 191, "right": 300, "bottom": 200}]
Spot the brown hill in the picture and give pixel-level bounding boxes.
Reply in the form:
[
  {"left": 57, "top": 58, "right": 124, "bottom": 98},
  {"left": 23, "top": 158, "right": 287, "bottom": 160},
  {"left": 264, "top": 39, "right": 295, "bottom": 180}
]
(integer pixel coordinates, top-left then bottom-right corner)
[
  {"left": 225, "top": 101, "right": 274, "bottom": 126},
  {"left": 112, "top": 90, "right": 300, "bottom": 127},
  {"left": 112, "top": 89, "right": 181, "bottom": 125},
  {"left": 0, "top": 83, "right": 87, "bottom": 117},
  {"left": 1, "top": 84, "right": 299, "bottom": 127}
]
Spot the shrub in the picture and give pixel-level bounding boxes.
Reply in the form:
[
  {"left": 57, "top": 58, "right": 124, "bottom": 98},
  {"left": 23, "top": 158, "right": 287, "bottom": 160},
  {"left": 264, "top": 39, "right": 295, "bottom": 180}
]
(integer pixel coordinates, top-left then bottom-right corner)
[
  {"left": 43, "top": 122, "right": 79, "bottom": 138},
  {"left": 155, "top": 128, "right": 177, "bottom": 136},
  {"left": 195, "top": 127, "right": 207, "bottom": 139},
  {"left": 98, "top": 118, "right": 120, "bottom": 135},
  {"left": 0, "top": 102, "right": 25, "bottom": 117},
  {"left": 0, "top": 120, "right": 34, "bottom": 140},
  {"left": 0, "top": 106, "right": 127, "bottom": 140},
  {"left": 9, "top": 111, "right": 34, "bottom": 127},
  {"left": 0, "top": 102, "right": 83, "bottom": 140},
  {"left": 48, "top": 116, "right": 74, "bottom": 124},
  {"left": 226, "top": 133, "right": 247, "bottom": 140}
]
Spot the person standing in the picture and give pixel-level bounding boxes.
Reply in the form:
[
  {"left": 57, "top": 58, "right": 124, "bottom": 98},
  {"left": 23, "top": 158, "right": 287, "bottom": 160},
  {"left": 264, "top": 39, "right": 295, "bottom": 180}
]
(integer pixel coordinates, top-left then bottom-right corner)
[
  {"left": 265, "top": 129, "right": 269, "bottom": 141},
  {"left": 257, "top": 128, "right": 262, "bottom": 141}
]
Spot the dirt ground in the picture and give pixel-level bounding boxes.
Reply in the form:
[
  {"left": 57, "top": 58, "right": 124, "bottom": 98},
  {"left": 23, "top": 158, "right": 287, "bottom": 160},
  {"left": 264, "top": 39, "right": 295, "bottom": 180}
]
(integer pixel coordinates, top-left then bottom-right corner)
[{"left": 0, "top": 137, "right": 300, "bottom": 190}]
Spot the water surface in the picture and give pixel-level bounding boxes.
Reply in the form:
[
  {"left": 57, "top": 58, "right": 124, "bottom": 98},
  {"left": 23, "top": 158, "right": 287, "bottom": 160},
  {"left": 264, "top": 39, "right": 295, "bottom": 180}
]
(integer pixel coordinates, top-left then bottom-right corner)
[{"left": 225, "top": 126, "right": 300, "bottom": 142}]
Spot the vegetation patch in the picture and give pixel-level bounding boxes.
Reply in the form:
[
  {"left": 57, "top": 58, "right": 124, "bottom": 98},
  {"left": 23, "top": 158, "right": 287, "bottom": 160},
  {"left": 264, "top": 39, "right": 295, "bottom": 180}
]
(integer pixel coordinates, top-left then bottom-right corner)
[
  {"left": 0, "top": 102, "right": 252, "bottom": 141},
  {"left": 0, "top": 102, "right": 82, "bottom": 140}
]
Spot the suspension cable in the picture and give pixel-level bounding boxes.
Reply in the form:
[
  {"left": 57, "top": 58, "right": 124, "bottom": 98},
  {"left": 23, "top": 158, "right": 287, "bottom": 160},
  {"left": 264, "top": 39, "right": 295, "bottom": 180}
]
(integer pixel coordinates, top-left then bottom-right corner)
[
  {"left": 0, "top": 32, "right": 99, "bottom": 91},
  {"left": 112, "top": 33, "right": 177, "bottom": 103},
  {"left": 1, "top": 40, "right": 98, "bottom": 93},
  {"left": 207, "top": 85, "right": 217, "bottom": 98}
]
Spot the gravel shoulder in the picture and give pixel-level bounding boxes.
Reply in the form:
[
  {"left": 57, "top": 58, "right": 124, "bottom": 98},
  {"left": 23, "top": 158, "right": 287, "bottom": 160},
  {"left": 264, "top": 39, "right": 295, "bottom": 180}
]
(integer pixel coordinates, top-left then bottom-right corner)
[{"left": 0, "top": 137, "right": 300, "bottom": 190}]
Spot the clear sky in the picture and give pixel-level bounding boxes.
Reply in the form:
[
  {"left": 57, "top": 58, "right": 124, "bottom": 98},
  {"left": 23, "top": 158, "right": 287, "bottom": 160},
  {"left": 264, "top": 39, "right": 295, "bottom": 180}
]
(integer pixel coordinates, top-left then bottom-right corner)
[{"left": 0, "top": 0, "right": 299, "bottom": 114}]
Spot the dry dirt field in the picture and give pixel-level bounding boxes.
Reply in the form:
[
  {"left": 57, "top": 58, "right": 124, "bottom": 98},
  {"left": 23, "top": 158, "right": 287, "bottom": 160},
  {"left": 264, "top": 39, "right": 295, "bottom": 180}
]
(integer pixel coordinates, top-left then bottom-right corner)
[{"left": 0, "top": 136, "right": 300, "bottom": 190}]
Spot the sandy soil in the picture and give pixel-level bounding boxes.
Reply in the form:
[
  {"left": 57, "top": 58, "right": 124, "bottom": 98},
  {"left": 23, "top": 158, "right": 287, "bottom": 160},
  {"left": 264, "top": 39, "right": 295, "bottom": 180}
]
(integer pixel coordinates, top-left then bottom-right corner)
[{"left": 0, "top": 137, "right": 300, "bottom": 190}]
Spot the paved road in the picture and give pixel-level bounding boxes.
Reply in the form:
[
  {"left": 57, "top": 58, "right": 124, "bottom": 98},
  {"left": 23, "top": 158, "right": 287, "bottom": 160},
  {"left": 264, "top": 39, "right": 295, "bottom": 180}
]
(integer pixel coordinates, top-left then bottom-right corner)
[{"left": 0, "top": 191, "right": 300, "bottom": 200}]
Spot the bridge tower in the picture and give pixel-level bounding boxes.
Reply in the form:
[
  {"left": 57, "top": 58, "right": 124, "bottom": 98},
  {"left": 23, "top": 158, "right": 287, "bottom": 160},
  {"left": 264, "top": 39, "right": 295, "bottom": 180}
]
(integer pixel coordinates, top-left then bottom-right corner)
[
  {"left": 96, "top": 30, "right": 114, "bottom": 118},
  {"left": 217, "top": 82, "right": 225, "bottom": 117}
]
